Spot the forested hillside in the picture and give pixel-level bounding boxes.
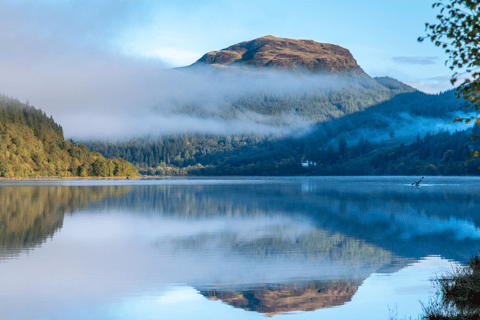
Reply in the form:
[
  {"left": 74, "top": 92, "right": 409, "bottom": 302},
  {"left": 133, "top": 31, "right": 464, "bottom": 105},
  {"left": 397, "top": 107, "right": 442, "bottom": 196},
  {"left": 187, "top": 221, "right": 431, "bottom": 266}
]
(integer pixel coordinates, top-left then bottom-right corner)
[
  {"left": 306, "top": 89, "right": 464, "bottom": 144},
  {"left": 167, "top": 75, "right": 416, "bottom": 124},
  {"left": 86, "top": 133, "right": 277, "bottom": 176},
  {"left": 86, "top": 122, "right": 480, "bottom": 177},
  {"left": 85, "top": 88, "right": 478, "bottom": 176},
  {"left": 85, "top": 76, "right": 418, "bottom": 173},
  {"left": 0, "top": 95, "right": 139, "bottom": 178},
  {"left": 177, "top": 127, "right": 480, "bottom": 176}
]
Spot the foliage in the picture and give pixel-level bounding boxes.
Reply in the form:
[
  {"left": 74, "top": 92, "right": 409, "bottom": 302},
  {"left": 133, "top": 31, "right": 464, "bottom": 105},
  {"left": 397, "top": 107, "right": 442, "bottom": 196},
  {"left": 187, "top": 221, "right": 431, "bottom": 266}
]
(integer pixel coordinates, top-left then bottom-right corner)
[
  {"left": 419, "top": 0, "right": 480, "bottom": 107},
  {"left": 0, "top": 96, "right": 139, "bottom": 178},
  {"left": 0, "top": 95, "right": 64, "bottom": 138},
  {"left": 419, "top": 0, "right": 480, "bottom": 164},
  {"left": 85, "top": 133, "right": 275, "bottom": 175}
]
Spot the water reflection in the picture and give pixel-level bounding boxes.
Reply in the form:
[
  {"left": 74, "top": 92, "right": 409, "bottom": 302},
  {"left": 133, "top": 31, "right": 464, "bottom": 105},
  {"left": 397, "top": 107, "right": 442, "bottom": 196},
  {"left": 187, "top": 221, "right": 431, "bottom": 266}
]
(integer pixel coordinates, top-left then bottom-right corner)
[
  {"left": 201, "top": 280, "right": 362, "bottom": 315},
  {"left": 0, "top": 177, "right": 479, "bottom": 319},
  {"left": 0, "top": 185, "right": 131, "bottom": 253},
  {"left": 86, "top": 177, "right": 480, "bottom": 262}
]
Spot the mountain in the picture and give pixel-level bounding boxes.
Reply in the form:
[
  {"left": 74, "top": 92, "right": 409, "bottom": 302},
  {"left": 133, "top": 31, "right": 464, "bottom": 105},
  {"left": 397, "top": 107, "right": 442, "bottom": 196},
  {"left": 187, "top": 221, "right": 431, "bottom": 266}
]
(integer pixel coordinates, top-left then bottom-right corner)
[
  {"left": 85, "top": 37, "right": 476, "bottom": 176},
  {"left": 169, "top": 36, "right": 418, "bottom": 125},
  {"left": 190, "top": 35, "right": 365, "bottom": 75}
]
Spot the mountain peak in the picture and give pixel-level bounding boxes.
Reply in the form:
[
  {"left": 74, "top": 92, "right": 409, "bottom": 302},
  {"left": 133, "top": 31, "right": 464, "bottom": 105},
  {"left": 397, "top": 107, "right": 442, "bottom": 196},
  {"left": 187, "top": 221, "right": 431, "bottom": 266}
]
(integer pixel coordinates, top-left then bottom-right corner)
[{"left": 190, "top": 36, "right": 365, "bottom": 74}]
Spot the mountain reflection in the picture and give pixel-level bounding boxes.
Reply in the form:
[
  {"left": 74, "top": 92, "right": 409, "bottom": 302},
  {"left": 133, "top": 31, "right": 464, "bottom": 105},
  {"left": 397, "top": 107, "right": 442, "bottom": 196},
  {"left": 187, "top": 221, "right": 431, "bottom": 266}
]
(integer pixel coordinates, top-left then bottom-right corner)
[
  {"left": 88, "top": 178, "right": 480, "bottom": 262},
  {"left": 1, "top": 178, "right": 480, "bottom": 317},
  {"left": 168, "top": 227, "right": 394, "bottom": 263},
  {"left": 172, "top": 225, "right": 390, "bottom": 314},
  {"left": 201, "top": 280, "right": 362, "bottom": 315}
]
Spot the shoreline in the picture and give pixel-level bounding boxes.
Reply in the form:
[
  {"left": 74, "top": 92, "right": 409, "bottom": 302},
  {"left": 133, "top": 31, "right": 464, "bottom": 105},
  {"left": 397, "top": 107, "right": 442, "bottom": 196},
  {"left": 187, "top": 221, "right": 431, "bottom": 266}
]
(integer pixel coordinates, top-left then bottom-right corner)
[
  {"left": 0, "top": 176, "right": 142, "bottom": 181},
  {"left": 2, "top": 175, "right": 480, "bottom": 181}
]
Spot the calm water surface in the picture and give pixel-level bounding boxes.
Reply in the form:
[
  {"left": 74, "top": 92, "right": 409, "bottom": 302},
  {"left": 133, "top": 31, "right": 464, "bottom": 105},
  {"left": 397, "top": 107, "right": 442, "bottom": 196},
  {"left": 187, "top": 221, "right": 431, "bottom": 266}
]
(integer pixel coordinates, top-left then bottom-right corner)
[{"left": 1, "top": 176, "right": 480, "bottom": 320}]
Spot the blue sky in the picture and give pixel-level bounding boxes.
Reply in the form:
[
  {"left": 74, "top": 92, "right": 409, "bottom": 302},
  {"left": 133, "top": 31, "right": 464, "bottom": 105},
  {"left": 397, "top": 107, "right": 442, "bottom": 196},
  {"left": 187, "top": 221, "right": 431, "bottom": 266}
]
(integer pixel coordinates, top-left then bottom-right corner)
[
  {"left": 114, "top": 0, "right": 456, "bottom": 93},
  {"left": 1, "top": 0, "right": 452, "bottom": 94},
  {"left": 1, "top": 0, "right": 459, "bottom": 139},
  {"left": 120, "top": 0, "right": 455, "bottom": 93}
]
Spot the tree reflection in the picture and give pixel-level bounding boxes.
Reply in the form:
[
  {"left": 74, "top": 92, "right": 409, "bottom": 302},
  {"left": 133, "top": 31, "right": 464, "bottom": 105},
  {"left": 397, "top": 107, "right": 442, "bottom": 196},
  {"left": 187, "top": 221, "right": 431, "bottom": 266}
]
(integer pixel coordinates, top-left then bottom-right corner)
[{"left": 0, "top": 185, "right": 132, "bottom": 251}]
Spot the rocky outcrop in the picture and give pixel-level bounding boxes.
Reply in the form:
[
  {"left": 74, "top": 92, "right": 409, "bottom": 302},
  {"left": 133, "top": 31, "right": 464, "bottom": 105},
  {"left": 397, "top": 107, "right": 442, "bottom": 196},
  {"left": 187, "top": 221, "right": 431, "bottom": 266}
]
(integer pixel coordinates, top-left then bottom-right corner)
[{"left": 191, "top": 35, "right": 365, "bottom": 74}]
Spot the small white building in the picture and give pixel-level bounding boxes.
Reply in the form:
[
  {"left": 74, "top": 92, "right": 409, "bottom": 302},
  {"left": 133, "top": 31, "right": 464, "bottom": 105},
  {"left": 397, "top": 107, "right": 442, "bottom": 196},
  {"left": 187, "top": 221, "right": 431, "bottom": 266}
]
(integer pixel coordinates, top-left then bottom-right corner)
[{"left": 301, "top": 160, "right": 317, "bottom": 167}]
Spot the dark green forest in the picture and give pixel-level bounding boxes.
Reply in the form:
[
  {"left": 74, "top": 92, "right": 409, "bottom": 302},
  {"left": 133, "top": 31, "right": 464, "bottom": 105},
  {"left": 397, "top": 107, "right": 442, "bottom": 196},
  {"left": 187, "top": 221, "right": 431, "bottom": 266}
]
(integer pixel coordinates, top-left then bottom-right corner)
[
  {"left": 87, "top": 128, "right": 480, "bottom": 177},
  {"left": 85, "top": 87, "right": 479, "bottom": 176},
  {"left": 0, "top": 95, "right": 139, "bottom": 178}
]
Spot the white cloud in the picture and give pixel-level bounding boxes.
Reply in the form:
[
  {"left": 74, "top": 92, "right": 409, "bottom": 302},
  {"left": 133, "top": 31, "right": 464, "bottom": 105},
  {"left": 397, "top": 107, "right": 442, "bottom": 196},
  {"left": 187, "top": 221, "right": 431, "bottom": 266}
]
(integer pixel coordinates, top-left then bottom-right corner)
[
  {"left": 404, "top": 80, "right": 455, "bottom": 94},
  {"left": 392, "top": 56, "right": 439, "bottom": 65},
  {"left": 405, "top": 73, "right": 472, "bottom": 94}
]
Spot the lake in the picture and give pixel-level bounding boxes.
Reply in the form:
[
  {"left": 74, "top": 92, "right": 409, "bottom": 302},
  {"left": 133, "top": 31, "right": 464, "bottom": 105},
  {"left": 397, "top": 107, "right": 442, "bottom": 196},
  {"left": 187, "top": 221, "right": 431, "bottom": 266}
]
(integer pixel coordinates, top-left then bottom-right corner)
[{"left": 1, "top": 176, "right": 479, "bottom": 320}]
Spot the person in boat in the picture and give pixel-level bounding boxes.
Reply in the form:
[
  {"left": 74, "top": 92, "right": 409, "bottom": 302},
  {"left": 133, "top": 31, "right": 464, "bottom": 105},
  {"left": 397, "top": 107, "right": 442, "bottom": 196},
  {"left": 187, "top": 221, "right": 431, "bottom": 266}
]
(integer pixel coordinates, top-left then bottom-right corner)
[{"left": 412, "top": 177, "right": 424, "bottom": 186}]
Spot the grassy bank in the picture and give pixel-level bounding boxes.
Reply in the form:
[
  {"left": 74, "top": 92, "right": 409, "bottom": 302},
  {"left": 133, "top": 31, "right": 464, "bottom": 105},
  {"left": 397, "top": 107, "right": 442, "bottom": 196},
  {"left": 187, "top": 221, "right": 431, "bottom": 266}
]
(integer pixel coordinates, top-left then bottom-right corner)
[
  {"left": 422, "top": 255, "right": 480, "bottom": 320},
  {"left": 390, "top": 255, "right": 480, "bottom": 320}
]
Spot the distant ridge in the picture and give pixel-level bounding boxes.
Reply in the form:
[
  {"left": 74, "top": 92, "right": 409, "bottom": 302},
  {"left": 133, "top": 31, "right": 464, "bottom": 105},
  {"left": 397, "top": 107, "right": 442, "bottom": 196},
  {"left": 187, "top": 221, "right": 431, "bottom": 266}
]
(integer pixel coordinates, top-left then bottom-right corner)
[
  {"left": 189, "top": 35, "right": 366, "bottom": 75},
  {"left": 374, "top": 76, "right": 417, "bottom": 92}
]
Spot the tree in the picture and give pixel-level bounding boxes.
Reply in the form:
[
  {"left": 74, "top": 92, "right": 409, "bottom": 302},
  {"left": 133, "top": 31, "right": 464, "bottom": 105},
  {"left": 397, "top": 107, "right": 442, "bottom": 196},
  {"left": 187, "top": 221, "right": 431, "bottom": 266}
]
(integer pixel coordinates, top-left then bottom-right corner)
[
  {"left": 418, "top": 0, "right": 480, "bottom": 162},
  {"left": 338, "top": 137, "right": 347, "bottom": 158},
  {"left": 419, "top": 0, "right": 479, "bottom": 108}
]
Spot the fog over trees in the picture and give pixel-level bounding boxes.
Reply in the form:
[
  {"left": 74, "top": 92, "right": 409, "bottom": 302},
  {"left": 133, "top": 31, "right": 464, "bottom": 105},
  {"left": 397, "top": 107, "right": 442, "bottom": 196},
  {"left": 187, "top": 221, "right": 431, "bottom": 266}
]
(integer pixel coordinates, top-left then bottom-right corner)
[
  {"left": 84, "top": 84, "right": 480, "bottom": 177},
  {"left": 0, "top": 95, "right": 138, "bottom": 178}
]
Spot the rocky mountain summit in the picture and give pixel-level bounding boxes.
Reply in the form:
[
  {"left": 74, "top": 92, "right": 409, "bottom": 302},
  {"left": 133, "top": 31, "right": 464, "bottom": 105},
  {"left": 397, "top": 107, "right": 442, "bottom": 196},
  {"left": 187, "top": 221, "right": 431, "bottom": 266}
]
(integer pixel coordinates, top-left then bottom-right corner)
[{"left": 191, "top": 35, "right": 365, "bottom": 74}]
